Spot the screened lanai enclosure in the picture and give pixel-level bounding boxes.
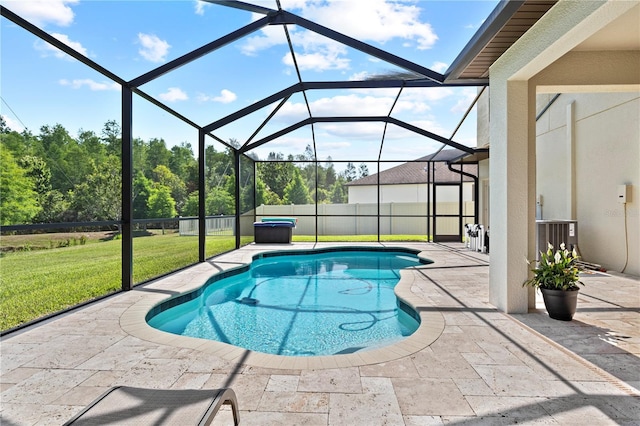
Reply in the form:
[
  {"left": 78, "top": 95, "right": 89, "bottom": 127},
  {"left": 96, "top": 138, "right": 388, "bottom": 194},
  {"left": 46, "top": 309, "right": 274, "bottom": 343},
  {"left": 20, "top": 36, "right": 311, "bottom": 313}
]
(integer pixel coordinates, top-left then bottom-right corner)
[{"left": 0, "top": 0, "right": 496, "bottom": 332}]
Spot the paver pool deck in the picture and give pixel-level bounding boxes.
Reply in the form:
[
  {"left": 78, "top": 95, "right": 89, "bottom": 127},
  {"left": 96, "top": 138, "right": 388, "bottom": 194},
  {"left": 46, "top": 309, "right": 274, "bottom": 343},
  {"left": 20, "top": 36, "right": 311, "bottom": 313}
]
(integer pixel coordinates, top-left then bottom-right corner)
[{"left": 1, "top": 242, "right": 639, "bottom": 425}]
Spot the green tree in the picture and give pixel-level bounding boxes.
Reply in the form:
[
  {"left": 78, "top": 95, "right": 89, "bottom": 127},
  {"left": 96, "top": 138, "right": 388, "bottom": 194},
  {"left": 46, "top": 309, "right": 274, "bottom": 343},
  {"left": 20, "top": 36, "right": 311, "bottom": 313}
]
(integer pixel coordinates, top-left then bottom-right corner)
[
  {"left": 296, "top": 144, "right": 315, "bottom": 161},
  {"left": 325, "top": 157, "right": 336, "bottom": 187},
  {"left": 0, "top": 147, "right": 40, "bottom": 224},
  {"left": 72, "top": 160, "right": 121, "bottom": 221},
  {"left": 182, "top": 191, "right": 199, "bottom": 217},
  {"left": 330, "top": 179, "right": 348, "bottom": 204},
  {"left": 146, "top": 138, "right": 171, "bottom": 173},
  {"left": 206, "top": 187, "right": 234, "bottom": 215},
  {"left": 18, "top": 155, "right": 51, "bottom": 195},
  {"left": 39, "top": 124, "right": 90, "bottom": 193},
  {"left": 147, "top": 185, "right": 177, "bottom": 219},
  {"left": 34, "top": 190, "right": 69, "bottom": 223},
  {"left": 299, "top": 162, "right": 316, "bottom": 194},
  {"left": 133, "top": 172, "right": 153, "bottom": 219},
  {"left": 152, "top": 165, "right": 187, "bottom": 214},
  {"left": 17, "top": 155, "right": 69, "bottom": 223},
  {"left": 283, "top": 168, "right": 312, "bottom": 205},
  {"left": 101, "top": 120, "right": 121, "bottom": 156},
  {"left": 205, "top": 145, "right": 233, "bottom": 186},
  {"left": 79, "top": 129, "right": 107, "bottom": 164},
  {"left": 239, "top": 155, "right": 255, "bottom": 214},
  {"left": 170, "top": 142, "right": 197, "bottom": 185},
  {"left": 342, "top": 162, "right": 357, "bottom": 182},
  {"left": 258, "top": 153, "right": 294, "bottom": 198},
  {"left": 255, "top": 178, "right": 267, "bottom": 206},
  {"left": 358, "top": 163, "right": 369, "bottom": 178},
  {"left": 183, "top": 188, "right": 235, "bottom": 217},
  {"left": 0, "top": 116, "right": 9, "bottom": 134},
  {"left": 314, "top": 187, "right": 329, "bottom": 204},
  {"left": 133, "top": 137, "right": 149, "bottom": 176},
  {"left": 0, "top": 119, "right": 39, "bottom": 159}
]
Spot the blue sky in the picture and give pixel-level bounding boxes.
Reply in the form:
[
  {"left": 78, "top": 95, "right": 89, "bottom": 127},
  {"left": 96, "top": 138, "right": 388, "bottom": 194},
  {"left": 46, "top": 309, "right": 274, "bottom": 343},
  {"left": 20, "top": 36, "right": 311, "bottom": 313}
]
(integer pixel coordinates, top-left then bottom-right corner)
[{"left": 1, "top": 0, "right": 498, "bottom": 165}]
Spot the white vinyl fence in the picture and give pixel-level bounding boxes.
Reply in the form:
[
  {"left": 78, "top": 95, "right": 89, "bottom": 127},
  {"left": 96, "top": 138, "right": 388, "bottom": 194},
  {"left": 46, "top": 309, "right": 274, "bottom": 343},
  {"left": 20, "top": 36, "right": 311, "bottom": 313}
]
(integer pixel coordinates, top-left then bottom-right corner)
[
  {"left": 256, "top": 202, "right": 474, "bottom": 236},
  {"left": 179, "top": 201, "right": 474, "bottom": 237},
  {"left": 178, "top": 216, "right": 235, "bottom": 236}
]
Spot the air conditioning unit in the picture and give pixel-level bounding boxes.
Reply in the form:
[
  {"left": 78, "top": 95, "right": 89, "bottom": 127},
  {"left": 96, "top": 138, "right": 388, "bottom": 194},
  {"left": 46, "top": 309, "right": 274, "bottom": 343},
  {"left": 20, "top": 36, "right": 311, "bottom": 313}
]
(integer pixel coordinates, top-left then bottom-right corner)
[{"left": 536, "top": 220, "right": 578, "bottom": 256}]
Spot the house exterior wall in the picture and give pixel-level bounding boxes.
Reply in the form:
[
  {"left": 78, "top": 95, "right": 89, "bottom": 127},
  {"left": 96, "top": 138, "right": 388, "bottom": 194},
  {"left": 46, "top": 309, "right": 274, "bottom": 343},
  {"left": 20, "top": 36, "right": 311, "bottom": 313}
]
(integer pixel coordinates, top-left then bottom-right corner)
[
  {"left": 478, "top": 159, "right": 490, "bottom": 228},
  {"left": 348, "top": 183, "right": 474, "bottom": 204},
  {"left": 348, "top": 183, "right": 429, "bottom": 204},
  {"left": 536, "top": 91, "right": 640, "bottom": 275},
  {"left": 487, "top": 0, "right": 640, "bottom": 313},
  {"left": 477, "top": 87, "right": 490, "bottom": 148},
  {"left": 477, "top": 88, "right": 491, "bottom": 229}
]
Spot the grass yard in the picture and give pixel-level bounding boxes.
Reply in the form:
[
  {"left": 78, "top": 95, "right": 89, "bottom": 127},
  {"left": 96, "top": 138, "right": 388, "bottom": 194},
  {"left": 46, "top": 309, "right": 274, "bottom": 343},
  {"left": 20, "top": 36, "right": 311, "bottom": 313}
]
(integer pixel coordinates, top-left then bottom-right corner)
[{"left": 0, "top": 232, "right": 238, "bottom": 331}]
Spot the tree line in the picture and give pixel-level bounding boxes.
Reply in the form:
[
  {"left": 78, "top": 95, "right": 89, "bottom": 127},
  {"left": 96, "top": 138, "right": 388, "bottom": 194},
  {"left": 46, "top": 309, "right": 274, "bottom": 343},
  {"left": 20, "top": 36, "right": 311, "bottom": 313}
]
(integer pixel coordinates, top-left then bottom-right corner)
[{"left": 0, "top": 118, "right": 369, "bottom": 226}]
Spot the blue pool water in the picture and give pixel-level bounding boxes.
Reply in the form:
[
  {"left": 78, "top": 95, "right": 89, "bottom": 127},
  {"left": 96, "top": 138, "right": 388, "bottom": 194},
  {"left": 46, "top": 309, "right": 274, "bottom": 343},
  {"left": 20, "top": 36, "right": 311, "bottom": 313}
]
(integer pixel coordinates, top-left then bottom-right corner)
[{"left": 147, "top": 248, "right": 430, "bottom": 356}]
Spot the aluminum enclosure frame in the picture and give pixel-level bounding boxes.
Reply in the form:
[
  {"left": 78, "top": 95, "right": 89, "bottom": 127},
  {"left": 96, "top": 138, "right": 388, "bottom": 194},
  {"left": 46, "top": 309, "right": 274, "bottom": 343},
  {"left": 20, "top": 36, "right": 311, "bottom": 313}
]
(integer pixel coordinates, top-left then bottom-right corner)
[{"left": 1, "top": 1, "right": 491, "bottom": 293}]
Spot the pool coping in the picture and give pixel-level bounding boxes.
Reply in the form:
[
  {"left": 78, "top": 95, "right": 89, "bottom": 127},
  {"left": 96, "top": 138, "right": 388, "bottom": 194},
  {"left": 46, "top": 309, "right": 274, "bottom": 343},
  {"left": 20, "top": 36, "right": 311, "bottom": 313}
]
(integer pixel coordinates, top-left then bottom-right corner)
[{"left": 120, "top": 247, "right": 445, "bottom": 370}]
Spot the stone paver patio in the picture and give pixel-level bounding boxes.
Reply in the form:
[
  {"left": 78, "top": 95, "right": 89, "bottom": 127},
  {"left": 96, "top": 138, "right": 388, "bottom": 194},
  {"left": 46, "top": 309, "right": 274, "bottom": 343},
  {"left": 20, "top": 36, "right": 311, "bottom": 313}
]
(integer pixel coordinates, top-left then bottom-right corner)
[{"left": 1, "top": 242, "right": 639, "bottom": 425}]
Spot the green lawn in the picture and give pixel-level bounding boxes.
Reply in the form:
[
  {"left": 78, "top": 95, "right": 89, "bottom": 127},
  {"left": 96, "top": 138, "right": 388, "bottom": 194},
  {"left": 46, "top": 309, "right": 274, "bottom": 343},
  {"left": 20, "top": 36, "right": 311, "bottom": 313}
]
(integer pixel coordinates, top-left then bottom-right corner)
[{"left": 0, "top": 232, "right": 238, "bottom": 331}]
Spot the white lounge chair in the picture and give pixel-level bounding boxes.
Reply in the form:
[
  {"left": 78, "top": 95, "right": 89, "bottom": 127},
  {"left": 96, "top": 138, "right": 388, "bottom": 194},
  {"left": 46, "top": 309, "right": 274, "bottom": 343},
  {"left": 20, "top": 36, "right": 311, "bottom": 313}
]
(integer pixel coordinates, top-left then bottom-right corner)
[{"left": 63, "top": 386, "right": 240, "bottom": 425}]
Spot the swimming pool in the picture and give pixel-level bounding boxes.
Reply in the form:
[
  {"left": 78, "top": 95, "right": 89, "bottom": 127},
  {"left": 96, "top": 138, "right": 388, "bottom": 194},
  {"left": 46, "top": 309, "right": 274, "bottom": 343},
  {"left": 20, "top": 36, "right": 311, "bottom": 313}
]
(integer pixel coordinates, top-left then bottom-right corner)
[{"left": 146, "top": 247, "right": 432, "bottom": 356}]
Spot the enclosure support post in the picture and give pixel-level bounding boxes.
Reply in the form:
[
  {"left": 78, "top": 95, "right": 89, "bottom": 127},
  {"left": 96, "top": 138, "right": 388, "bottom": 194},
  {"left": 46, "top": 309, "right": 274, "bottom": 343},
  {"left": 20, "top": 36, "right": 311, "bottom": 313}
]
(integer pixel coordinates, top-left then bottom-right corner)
[
  {"left": 234, "top": 151, "right": 241, "bottom": 249},
  {"left": 121, "top": 87, "right": 133, "bottom": 291},
  {"left": 198, "top": 130, "right": 206, "bottom": 262},
  {"left": 377, "top": 160, "right": 381, "bottom": 242}
]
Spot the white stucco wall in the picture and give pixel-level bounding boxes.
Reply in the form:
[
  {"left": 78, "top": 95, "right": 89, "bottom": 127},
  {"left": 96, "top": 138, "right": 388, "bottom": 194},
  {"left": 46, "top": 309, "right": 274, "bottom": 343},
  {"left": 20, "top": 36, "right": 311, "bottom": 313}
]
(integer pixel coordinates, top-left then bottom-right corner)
[
  {"left": 536, "top": 91, "right": 640, "bottom": 275},
  {"left": 348, "top": 183, "right": 474, "bottom": 204},
  {"left": 487, "top": 0, "right": 639, "bottom": 312},
  {"left": 478, "top": 159, "right": 490, "bottom": 228}
]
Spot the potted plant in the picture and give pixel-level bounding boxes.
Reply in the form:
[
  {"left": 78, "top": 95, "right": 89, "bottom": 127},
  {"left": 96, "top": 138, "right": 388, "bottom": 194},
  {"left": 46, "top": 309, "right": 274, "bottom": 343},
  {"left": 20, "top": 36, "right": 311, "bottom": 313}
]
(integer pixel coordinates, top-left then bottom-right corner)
[{"left": 523, "top": 242, "right": 584, "bottom": 321}]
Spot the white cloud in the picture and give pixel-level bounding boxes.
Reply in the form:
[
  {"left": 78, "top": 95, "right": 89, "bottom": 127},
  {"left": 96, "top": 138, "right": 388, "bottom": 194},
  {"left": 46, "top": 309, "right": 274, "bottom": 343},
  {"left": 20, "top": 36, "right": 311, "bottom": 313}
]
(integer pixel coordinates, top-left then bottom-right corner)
[
  {"left": 431, "top": 61, "right": 448, "bottom": 73},
  {"left": 59, "top": 78, "right": 119, "bottom": 91},
  {"left": 275, "top": 94, "right": 393, "bottom": 123},
  {"left": 34, "top": 33, "right": 88, "bottom": 59},
  {"left": 301, "top": 0, "right": 437, "bottom": 50},
  {"left": 316, "top": 122, "right": 386, "bottom": 139},
  {"left": 241, "top": 0, "right": 438, "bottom": 72},
  {"left": 349, "top": 86, "right": 453, "bottom": 104},
  {"left": 349, "top": 71, "right": 370, "bottom": 81},
  {"left": 194, "top": 0, "right": 210, "bottom": 16},
  {"left": 257, "top": 135, "right": 313, "bottom": 152},
  {"left": 1, "top": 114, "right": 24, "bottom": 133},
  {"left": 451, "top": 88, "right": 478, "bottom": 114},
  {"left": 159, "top": 87, "right": 188, "bottom": 102},
  {"left": 407, "top": 119, "right": 450, "bottom": 138},
  {"left": 401, "top": 87, "right": 454, "bottom": 102},
  {"left": 2, "top": 0, "right": 77, "bottom": 27},
  {"left": 280, "top": 0, "right": 437, "bottom": 49},
  {"left": 283, "top": 51, "right": 349, "bottom": 71},
  {"left": 271, "top": 92, "right": 438, "bottom": 130},
  {"left": 137, "top": 33, "right": 170, "bottom": 63},
  {"left": 198, "top": 89, "right": 237, "bottom": 104},
  {"left": 241, "top": 25, "right": 288, "bottom": 57},
  {"left": 465, "top": 19, "right": 486, "bottom": 30}
]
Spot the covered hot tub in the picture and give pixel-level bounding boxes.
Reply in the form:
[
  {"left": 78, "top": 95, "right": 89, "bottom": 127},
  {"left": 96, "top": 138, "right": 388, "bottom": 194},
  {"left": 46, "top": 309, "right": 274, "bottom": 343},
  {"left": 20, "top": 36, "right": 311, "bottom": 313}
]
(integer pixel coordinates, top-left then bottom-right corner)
[{"left": 254, "top": 218, "right": 297, "bottom": 243}]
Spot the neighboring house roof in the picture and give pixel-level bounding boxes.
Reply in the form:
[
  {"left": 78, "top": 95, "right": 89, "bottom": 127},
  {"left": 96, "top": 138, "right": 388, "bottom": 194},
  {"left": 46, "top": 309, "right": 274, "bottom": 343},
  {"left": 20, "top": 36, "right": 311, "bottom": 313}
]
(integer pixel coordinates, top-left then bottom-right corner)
[{"left": 346, "top": 149, "right": 477, "bottom": 186}]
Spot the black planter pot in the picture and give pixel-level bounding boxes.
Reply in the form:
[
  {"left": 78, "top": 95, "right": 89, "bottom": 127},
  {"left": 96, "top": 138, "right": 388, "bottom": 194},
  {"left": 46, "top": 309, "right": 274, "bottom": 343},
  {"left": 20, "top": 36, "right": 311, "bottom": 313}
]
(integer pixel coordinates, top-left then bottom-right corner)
[{"left": 540, "top": 287, "right": 579, "bottom": 321}]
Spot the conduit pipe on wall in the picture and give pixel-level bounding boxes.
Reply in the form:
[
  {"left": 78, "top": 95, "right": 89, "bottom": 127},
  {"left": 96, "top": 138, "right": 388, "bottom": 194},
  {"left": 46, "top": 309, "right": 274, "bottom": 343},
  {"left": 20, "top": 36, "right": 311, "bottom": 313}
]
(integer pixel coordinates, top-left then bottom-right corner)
[{"left": 536, "top": 93, "right": 561, "bottom": 121}]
